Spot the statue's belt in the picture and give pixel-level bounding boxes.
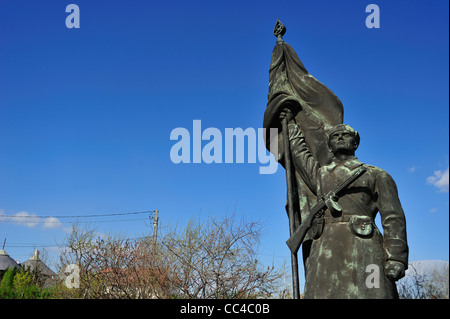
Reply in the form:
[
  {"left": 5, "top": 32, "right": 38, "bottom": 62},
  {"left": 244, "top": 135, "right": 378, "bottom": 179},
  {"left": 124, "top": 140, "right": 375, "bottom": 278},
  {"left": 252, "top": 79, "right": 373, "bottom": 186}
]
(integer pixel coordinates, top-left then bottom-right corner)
[
  {"left": 312, "top": 215, "right": 375, "bottom": 238},
  {"left": 313, "top": 215, "right": 374, "bottom": 225},
  {"left": 314, "top": 216, "right": 351, "bottom": 224}
]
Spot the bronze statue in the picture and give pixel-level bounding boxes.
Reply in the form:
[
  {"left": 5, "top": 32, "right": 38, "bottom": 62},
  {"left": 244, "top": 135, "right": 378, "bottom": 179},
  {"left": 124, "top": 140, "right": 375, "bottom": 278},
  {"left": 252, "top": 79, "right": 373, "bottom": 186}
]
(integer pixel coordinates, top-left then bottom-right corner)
[{"left": 264, "top": 20, "right": 408, "bottom": 299}]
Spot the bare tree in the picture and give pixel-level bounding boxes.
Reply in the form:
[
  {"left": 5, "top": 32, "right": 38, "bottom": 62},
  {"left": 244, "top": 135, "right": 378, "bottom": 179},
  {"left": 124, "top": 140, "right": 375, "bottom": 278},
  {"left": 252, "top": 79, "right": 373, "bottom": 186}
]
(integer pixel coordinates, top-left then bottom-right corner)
[
  {"left": 397, "top": 261, "right": 449, "bottom": 299},
  {"left": 161, "top": 214, "right": 285, "bottom": 298},
  {"left": 58, "top": 215, "right": 286, "bottom": 299},
  {"left": 59, "top": 224, "right": 176, "bottom": 298}
]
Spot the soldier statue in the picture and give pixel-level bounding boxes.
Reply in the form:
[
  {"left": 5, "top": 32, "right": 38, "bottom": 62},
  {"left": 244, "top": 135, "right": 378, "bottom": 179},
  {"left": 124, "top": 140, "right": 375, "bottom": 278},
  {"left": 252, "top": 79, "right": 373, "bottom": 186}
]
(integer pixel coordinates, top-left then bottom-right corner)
[{"left": 264, "top": 20, "right": 408, "bottom": 299}]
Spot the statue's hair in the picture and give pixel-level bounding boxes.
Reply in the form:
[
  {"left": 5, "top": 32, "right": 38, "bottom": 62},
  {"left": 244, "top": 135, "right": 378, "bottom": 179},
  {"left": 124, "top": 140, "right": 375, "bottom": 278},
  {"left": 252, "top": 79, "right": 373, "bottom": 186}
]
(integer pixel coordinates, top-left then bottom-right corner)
[{"left": 327, "top": 124, "right": 360, "bottom": 150}]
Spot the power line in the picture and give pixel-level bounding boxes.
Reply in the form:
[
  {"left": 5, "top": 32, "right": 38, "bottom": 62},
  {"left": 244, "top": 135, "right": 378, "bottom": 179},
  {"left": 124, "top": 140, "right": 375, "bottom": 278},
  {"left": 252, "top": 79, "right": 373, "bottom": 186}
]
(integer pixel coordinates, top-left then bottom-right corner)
[
  {"left": 0, "top": 210, "right": 154, "bottom": 219},
  {"left": 5, "top": 233, "right": 162, "bottom": 249},
  {"left": 3, "top": 225, "right": 175, "bottom": 249},
  {"left": 6, "top": 244, "right": 60, "bottom": 248},
  {"left": 0, "top": 217, "right": 149, "bottom": 225},
  {"left": 1, "top": 210, "right": 161, "bottom": 250}
]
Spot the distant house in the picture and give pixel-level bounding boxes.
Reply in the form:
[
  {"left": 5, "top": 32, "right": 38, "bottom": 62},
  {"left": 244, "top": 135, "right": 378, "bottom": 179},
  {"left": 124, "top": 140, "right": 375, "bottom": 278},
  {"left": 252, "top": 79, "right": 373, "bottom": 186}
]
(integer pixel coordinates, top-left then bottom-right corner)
[
  {"left": 21, "top": 249, "right": 56, "bottom": 278},
  {"left": 0, "top": 248, "right": 20, "bottom": 275}
]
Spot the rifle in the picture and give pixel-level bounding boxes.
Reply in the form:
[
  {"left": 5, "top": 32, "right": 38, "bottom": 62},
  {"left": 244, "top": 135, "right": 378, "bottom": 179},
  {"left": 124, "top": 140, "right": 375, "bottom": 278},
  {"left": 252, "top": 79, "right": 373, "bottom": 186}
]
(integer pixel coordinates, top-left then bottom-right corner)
[{"left": 286, "top": 166, "right": 367, "bottom": 254}]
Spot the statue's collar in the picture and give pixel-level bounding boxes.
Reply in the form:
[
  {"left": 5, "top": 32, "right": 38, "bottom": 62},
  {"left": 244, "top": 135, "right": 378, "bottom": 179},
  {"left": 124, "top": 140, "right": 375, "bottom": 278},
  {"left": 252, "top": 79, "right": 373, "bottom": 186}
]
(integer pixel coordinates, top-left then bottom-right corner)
[{"left": 326, "top": 156, "right": 363, "bottom": 173}]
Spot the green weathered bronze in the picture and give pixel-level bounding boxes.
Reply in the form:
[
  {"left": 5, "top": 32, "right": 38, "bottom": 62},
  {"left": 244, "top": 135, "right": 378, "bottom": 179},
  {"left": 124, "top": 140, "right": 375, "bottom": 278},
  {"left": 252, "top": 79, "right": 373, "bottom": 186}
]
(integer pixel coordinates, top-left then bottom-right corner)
[
  {"left": 286, "top": 165, "right": 367, "bottom": 254},
  {"left": 264, "top": 20, "right": 408, "bottom": 299}
]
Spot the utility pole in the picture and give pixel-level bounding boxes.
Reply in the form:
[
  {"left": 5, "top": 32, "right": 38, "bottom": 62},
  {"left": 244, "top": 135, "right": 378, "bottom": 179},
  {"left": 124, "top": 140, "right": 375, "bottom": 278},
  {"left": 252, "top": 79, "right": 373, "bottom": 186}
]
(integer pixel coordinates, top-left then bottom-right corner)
[{"left": 152, "top": 209, "right": 159, "bottom": 244}]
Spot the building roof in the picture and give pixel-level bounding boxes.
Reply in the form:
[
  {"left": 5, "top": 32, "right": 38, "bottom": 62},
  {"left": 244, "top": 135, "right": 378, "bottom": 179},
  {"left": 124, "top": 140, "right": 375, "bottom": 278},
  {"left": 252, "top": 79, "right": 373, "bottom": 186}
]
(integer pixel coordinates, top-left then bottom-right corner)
[
  {"left": 0, "top": 249, "right": 20, "bottom": 271},
  {"left": 21, "top": 249, "right": 56, "bottom": 277}
]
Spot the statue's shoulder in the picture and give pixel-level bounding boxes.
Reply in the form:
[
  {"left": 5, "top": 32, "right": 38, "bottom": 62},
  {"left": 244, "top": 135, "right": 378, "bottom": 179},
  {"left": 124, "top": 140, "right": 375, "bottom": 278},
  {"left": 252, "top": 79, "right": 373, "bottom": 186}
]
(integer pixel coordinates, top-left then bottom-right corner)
[
  {"left": 363, "top": 164, "right": 395, "bottom": 181},
  {"left": 363, "top": 163, "right": 379, "bottom": 171}
]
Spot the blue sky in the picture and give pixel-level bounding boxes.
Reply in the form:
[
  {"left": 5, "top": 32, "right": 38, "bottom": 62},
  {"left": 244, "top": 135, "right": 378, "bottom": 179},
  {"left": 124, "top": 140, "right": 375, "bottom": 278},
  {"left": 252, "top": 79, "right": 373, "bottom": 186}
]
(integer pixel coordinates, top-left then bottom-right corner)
[{"left": 0, "top": 0, "right": 448, "bottom": 288}]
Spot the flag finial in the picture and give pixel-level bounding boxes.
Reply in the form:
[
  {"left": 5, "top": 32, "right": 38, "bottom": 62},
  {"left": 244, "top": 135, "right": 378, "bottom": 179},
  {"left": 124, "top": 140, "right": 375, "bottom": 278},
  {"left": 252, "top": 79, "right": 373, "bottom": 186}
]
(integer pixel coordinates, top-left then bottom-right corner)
[{"left": 273, "top": 19, "right": 286, "bottom": 43}]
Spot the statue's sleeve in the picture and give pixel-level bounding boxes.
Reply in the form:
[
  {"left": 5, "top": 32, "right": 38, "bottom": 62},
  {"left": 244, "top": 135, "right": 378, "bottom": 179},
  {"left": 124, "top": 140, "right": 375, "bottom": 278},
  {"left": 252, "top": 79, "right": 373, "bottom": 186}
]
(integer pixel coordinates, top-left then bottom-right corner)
[
  {"left": 375, "top": 170, "right": 409, "bottom": 267},
  {"left": 288, "top": 125, "right": 321, "bottom": 195}
]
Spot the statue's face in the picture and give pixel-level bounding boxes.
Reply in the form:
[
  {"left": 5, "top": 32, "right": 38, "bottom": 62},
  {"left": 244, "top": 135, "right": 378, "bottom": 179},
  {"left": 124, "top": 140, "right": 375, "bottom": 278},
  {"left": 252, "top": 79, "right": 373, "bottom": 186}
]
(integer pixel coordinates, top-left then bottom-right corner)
[{"left": 329, "top": 130, "right": 358, "bottom": 155}]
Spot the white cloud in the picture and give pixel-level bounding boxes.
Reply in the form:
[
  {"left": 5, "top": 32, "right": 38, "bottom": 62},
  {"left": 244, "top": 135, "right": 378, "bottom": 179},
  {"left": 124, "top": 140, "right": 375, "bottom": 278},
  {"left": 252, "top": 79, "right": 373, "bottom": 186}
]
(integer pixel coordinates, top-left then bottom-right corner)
[
  {"left": 427, "top": 166, "right": 449, "bottom": 193},
  {"left": 408, "top": 165, "right": 421, "bottom": 173},
  {"left": 0, "top": 210, "right": 64, "bottom": 230},
  {"left": 42, "top": 217, "right": 63, "bottom": 229},
  {"left": 13, "top": 211, "right": 41, "bottom": 228}
]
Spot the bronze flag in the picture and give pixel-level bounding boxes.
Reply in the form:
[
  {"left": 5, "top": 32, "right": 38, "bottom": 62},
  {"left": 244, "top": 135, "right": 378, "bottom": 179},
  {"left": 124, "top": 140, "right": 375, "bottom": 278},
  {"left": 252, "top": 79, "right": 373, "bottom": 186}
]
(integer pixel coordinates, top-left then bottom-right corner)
[{"left": 263, "top": 23, "right": 344, "bottom": 255}]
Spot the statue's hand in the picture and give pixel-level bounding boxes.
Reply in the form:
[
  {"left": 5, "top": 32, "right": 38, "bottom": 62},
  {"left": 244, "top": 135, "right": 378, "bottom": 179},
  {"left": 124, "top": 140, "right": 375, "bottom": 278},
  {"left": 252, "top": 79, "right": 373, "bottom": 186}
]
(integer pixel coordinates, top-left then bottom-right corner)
[
  {"left": 279, "top": 107, "right": 294, "bottom": 122},
  {"left": 287, "top": 123, "right": 302, "bottom": 141},
  {"left": 385, "top": 260, "right": 406, "bottom": 281}
]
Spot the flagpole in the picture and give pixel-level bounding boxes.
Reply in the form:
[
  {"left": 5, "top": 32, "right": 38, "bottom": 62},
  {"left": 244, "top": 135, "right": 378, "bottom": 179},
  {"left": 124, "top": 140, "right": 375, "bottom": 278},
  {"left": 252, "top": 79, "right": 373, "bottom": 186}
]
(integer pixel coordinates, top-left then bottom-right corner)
[
  {"left": 274, "top": 18, "right": 300, "bottom": 300},
  {"left": 281, "top": 114, "right": 300, "bottom": 299}
]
